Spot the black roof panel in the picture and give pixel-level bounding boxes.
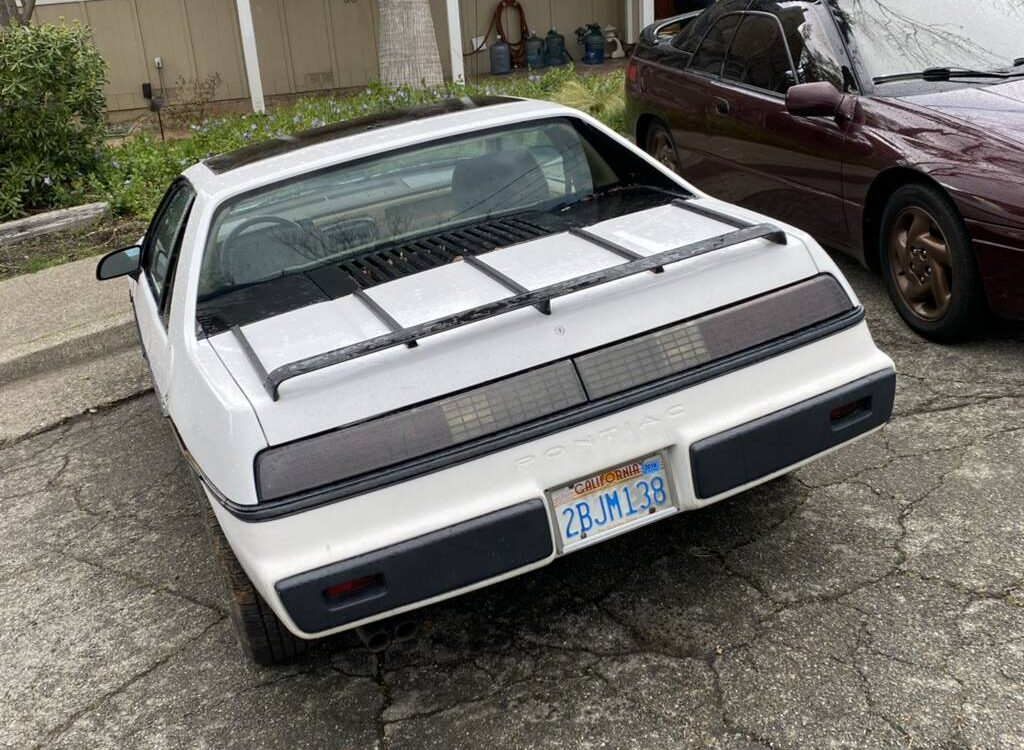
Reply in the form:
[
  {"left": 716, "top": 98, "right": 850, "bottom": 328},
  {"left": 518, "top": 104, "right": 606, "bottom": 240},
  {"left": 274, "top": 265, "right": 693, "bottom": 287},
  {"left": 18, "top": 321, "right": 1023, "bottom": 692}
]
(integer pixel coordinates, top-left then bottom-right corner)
[{"left": 203, "top": 96, "right": 521, "bottom": 175}]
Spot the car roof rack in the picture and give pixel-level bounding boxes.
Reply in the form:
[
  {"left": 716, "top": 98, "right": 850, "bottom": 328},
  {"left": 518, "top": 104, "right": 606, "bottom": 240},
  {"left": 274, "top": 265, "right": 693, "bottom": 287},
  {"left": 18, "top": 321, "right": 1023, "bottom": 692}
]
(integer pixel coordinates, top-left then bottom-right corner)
[{"left": 232, "top": 198, "right": 788, "bottom": 401}]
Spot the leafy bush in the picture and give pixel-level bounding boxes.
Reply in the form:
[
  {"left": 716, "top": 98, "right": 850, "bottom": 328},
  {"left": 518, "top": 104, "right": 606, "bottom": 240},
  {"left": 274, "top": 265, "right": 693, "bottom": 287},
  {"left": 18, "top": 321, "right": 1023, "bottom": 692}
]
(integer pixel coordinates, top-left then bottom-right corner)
[{"left": 0, "top": 21, "right": 107, "bottom": 219}]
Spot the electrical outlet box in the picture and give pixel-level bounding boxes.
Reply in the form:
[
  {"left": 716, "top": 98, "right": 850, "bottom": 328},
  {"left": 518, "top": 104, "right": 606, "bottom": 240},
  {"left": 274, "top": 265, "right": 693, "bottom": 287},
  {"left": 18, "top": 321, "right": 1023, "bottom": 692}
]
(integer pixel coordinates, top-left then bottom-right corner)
[
  {"left": 154, "top": 56, "right": 163, "bottom": 69},
  {"left": 471, "top": 36, "right": 487, "bottom": 51}
]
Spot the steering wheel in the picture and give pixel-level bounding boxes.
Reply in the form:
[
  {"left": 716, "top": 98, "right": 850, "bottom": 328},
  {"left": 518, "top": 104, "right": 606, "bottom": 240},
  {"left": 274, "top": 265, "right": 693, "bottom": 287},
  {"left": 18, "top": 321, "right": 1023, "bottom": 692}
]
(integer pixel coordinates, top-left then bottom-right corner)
[
  {"left": 223, "top": 215, "right": 306, "bottom": 250},
  {"left": 218, "top": 215, "right": 309, "bottom": 282}
]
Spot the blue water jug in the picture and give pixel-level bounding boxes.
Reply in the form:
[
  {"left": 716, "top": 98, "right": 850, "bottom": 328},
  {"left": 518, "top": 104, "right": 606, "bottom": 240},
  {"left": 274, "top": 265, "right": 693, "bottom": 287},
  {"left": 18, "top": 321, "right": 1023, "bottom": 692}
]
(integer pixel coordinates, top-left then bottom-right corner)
[
  {"left": 525, "top": 31, "right": 546, "bottom": 69},
  {"left": 580, "top": 24, "right": 605, "bottom": 65},
  {"left": 544, "top": 28, "right": 567, "bottom": 66},
  {"left": 490, "top": 36, "right": 512, "bottom": 75}
]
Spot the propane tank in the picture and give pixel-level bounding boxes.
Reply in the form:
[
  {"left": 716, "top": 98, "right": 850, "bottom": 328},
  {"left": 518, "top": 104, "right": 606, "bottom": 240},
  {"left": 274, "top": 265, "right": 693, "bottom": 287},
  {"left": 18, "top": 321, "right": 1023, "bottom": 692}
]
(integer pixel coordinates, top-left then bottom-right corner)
[
  {"left": 525, "top": 31, "right": 546, "bottom": 69},
  {"left": 544, "top": 28, "right": 567, "bottom": 66},
  {"left": 578, "top": 23, "right": 605, "bottom": 65},
  {"left": 489, "top": 35, "right": 512, "bottom": 75}
]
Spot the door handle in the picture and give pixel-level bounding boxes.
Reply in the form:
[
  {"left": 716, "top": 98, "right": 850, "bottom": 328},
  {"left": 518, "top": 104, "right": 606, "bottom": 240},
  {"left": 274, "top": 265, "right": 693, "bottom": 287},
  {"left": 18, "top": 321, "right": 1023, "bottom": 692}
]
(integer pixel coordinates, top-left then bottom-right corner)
[{"left": 711, "top": 97, "right": 730, "bottom": 116}]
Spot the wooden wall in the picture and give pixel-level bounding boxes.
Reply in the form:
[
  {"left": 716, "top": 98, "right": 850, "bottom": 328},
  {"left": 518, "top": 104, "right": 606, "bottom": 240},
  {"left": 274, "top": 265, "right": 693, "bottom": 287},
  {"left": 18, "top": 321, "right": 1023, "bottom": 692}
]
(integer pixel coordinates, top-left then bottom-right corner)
[{"left": 33, "top": 0, "right": 626, "bottom": 113}]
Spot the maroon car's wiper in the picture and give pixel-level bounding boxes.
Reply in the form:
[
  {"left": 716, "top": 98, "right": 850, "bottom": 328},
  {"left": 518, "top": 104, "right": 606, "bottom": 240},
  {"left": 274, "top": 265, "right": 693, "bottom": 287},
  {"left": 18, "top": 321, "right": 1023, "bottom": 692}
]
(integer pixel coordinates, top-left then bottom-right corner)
[{"left": 874, "top": 67, "right": 1024, "bottom": 84}]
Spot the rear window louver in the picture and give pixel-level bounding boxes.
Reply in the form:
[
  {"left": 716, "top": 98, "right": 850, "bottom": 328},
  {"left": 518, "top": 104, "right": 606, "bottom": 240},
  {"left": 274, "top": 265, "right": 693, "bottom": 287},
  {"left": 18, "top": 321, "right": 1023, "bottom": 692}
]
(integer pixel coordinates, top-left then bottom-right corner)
[{"left": 335, "top": 216, "right": 551, "bottom": 289}]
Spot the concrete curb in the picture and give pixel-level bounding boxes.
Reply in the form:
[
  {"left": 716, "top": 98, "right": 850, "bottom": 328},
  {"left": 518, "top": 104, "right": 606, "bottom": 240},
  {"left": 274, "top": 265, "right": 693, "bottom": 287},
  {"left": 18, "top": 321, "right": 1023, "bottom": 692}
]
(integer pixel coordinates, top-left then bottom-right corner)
[
  {"left": 0, "top": 255, "right": 146, "bottom": 444},
  {"left": 0, "top": 318, "right": 138, "bottom": 383},
  {"left": 0, "top": 255, "right": 134, "bottom": 383}
]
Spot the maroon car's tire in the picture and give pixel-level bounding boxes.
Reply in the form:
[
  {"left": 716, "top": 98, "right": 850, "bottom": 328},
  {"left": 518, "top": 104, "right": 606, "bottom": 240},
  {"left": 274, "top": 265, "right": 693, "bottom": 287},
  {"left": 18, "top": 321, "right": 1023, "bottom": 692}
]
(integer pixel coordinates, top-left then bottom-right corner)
[
  {"left": 645, "top": 122, "right": 681, "bottom": 174},
  {"left": 200, "top": 497, "right": 308, "bottom": 665},
  {"left": 879, "top": 183, "right": 984, "bottom": 342}
]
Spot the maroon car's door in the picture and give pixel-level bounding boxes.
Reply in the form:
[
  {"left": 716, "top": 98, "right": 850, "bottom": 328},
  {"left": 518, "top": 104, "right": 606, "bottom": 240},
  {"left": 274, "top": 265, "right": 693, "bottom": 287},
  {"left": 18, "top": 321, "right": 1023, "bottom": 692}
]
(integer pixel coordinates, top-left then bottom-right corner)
[
  {"left": 639, "top": 6, "right": 746, "bottom": 196},
  {"left": 684, "top": 4, "right": 855, "bottom": 250}
]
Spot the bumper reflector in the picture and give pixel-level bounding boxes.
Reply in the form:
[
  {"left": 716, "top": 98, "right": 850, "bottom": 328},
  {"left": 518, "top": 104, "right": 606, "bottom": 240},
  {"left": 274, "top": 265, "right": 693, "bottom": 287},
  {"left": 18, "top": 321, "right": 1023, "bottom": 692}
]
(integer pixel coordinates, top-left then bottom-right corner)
[{"left": 324, "top": 574, "right": 383, "bottom": 602}]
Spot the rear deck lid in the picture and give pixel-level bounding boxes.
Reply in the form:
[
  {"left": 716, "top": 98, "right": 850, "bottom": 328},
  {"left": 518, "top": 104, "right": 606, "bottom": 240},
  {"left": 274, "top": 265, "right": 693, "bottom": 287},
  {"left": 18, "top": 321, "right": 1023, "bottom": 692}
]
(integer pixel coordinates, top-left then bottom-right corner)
[{"left": 209, "top": 200, "right": 822, "bottom": 444}]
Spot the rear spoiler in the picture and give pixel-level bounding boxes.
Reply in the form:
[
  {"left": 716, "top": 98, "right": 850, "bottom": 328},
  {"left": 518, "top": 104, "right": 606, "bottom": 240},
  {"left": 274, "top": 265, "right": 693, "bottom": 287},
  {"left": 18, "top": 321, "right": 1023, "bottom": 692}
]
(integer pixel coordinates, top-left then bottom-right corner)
[{"left": 233, "top": 198, "right": 788, "bottom": 401}]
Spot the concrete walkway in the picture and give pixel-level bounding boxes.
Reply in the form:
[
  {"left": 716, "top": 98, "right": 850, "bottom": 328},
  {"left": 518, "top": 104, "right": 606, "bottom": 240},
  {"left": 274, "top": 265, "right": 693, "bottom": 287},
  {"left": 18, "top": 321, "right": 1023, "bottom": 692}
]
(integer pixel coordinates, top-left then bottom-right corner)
[{"left": 0, "top": 257, "right": 150, "bottom": 444}]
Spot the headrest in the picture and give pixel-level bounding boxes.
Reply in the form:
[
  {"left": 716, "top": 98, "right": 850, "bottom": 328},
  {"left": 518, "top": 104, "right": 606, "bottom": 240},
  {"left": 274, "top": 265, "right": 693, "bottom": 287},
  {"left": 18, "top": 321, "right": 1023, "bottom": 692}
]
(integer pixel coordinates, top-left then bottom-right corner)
[{"left": 450, "top": 149, "right": 551, "bottom": 219}]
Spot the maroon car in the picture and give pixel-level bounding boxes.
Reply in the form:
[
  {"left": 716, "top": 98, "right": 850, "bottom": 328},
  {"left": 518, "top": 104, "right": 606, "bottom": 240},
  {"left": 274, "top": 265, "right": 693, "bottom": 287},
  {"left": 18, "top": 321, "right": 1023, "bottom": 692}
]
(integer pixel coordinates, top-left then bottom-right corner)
[{"left": 625, "top": 0, "right": 1024, "bottom": 341}]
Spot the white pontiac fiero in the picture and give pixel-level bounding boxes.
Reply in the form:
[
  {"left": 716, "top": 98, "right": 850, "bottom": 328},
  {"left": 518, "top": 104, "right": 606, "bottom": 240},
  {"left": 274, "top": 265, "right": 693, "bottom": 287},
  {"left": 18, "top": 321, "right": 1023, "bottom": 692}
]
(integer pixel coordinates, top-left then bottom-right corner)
[{"left": 98, "top": 97, "right": 895, "bottom": 664}]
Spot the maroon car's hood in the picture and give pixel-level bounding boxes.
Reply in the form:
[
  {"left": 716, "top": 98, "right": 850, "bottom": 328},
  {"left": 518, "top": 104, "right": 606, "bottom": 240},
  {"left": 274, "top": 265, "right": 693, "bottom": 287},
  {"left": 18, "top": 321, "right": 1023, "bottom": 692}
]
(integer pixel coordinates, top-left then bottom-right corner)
[{"left": 901, "top": 80, "right": 1024, "bottom": 142}]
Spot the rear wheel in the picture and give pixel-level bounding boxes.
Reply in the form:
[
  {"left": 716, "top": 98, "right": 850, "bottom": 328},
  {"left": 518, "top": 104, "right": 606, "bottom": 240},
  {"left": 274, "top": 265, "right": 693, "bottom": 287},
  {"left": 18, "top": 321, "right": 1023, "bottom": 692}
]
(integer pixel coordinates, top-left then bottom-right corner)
[
  {"left": 879, "top": 183, "right": 984, "bottom": 342},
  {"left": 645, "top": 121, "right": 681, "bottom": 174},
  {"left": 200, "top": 497, "right": 307, "bottom": 665}
]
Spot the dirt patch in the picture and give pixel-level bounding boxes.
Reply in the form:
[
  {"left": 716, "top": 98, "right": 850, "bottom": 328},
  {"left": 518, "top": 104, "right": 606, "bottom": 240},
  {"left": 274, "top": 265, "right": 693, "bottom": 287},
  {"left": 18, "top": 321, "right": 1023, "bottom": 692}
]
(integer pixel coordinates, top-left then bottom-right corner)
[{"left": 0, "top": 216, "right": 149, "bottom": 281}]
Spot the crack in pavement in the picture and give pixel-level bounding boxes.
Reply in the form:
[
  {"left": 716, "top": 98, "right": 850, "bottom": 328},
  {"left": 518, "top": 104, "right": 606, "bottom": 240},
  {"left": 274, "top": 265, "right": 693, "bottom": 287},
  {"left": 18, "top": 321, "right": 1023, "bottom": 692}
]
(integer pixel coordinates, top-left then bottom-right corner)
[{"left": 32, "top": 616, "right": 227, "bottom": 749}]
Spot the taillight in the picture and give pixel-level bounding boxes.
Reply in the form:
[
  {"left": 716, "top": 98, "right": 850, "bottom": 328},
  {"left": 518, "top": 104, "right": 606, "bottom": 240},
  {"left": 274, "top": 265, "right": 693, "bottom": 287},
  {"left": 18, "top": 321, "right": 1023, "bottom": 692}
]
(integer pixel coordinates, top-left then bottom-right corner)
[
  {"left": 627, "top": 59, "right": 639, "bottom": 84},
  {"left": 830, "top": 397, "right": 871, "bottom": 426},
  {"left": 323, "top": 574, "right": 382, "bottom": 601}
]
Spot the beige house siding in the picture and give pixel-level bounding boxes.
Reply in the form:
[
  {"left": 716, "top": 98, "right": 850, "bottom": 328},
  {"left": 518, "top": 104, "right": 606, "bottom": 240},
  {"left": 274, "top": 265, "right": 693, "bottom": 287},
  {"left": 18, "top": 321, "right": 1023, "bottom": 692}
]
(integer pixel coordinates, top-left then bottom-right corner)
[{"left": 34, "top": 0, "right": 626, "bottom": 114}]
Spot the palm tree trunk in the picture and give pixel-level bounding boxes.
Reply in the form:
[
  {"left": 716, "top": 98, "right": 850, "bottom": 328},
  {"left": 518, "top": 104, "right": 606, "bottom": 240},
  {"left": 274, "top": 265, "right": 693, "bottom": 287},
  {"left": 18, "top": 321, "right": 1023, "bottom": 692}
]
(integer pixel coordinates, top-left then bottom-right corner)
[
  {"left": 377, "top": 0, "right": 444, "bottom": 88},
  {"left": 0, "top": 0, "right": 35, "bottom": 25}
]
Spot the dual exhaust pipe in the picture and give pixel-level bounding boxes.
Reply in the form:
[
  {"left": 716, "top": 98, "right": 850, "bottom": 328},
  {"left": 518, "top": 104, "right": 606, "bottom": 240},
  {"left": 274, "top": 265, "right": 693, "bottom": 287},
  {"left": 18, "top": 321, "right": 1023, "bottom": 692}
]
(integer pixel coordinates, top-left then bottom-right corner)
[{"left": 355, "top": 618, "right": 418, "bottom": 653}]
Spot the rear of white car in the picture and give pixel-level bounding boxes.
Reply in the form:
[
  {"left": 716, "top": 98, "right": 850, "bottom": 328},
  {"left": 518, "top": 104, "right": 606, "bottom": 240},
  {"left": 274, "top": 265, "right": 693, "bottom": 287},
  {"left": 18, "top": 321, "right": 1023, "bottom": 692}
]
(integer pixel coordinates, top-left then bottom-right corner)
[{"left": 100, "top": 98, "right": 894, "bottom": 663}]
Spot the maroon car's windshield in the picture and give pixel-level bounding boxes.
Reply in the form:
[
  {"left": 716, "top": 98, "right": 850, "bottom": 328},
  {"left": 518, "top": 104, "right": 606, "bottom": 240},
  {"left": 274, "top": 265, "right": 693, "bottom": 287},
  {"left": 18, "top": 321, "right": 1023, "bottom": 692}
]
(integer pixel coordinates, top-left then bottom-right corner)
[{"left": 832, "top": 0, "right": 1023, "bottom": 81}]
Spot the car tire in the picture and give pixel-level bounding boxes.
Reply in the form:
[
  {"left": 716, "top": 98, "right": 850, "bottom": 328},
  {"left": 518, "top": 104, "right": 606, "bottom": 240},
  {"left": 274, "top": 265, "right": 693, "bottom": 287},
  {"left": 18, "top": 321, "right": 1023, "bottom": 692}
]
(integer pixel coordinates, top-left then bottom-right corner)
[
  {"left": 645, "top": 121, "right": 681, "bottom": 174},
  {"left": 200, "top": 496, "right": 308, "bottom": 665},
  {"left": 879, "top": 183, "right": 984, "bottom": 342}
]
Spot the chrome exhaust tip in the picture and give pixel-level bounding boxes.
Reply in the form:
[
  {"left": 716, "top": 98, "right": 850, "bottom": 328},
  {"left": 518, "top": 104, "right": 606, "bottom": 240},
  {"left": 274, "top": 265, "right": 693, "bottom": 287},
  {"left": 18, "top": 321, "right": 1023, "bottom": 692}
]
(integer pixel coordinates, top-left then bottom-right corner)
[
  {"left": 355, "top": 624, "right": 391, "bottom": 653},
  {"left": 392, "top": 619, "right": 418, "bottom": 644}
]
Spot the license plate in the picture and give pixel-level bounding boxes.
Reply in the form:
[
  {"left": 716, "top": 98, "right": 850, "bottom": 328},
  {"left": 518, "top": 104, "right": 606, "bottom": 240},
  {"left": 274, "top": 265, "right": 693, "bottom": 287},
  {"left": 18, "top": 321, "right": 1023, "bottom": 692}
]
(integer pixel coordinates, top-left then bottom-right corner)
[{"left": 548, "top": 453, "right": 676, "bottom": 551}]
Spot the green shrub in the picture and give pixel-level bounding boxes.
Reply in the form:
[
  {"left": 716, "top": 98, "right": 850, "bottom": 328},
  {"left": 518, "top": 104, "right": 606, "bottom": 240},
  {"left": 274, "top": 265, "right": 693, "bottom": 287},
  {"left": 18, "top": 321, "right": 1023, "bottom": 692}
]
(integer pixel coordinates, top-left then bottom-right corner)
[
  {"left": 0, "top": 22, "right": 108, "bottom": 219},
  {"left": 99, "top": 66, "right": 628, "bottom": 220}
]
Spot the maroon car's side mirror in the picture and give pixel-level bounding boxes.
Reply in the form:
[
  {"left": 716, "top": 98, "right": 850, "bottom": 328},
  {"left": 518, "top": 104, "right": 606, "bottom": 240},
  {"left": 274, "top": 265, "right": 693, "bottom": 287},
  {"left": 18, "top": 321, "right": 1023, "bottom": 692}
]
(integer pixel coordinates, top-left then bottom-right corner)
[{"left": 786, "top": 82, "right": 855, "bottom": 120}]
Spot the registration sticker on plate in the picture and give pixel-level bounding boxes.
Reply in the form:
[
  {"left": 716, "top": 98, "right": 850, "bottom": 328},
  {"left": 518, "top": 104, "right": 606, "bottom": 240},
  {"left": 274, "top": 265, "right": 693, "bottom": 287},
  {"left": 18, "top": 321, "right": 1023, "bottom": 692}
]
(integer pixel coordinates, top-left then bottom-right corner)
[{"left": 547, "top": 453, "right": 676, "bottom": 552}]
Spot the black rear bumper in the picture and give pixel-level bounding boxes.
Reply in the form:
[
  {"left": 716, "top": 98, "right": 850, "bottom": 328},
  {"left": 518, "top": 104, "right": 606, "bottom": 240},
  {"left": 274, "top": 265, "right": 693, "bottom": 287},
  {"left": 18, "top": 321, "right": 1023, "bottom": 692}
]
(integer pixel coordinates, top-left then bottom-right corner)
[
  {"left": 275, "top": 369, "right": 894, "bottom": 635},
  {"left": 276, "top": 499, "right": 552, "bottom": 634},
  {"left": 690, "top": 369, "right": 896, "bottom": 499}
]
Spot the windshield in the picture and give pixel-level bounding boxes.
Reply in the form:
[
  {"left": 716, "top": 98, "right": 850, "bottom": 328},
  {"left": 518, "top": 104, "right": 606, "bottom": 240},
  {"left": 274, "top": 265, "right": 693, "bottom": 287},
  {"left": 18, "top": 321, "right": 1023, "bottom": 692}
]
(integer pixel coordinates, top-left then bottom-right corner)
[
  {"left": 200, "top": 119, "right": 624, "bottom": 301},
  {"left": 830, "top": 0, "right": 1024, "bottom": 81}
]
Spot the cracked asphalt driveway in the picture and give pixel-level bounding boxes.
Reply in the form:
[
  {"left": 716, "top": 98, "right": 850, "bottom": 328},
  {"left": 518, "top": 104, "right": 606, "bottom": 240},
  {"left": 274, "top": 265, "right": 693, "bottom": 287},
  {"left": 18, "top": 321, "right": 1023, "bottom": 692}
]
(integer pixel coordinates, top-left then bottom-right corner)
[{"left": 1, "top": 259, "right": 1022, "bottom": 750}]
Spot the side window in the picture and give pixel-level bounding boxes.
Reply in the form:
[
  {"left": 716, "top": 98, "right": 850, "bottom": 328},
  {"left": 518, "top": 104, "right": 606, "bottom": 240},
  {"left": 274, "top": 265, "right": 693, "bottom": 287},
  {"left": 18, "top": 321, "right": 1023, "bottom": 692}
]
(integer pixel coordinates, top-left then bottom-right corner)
[
  {"left": 674, "top": 0, "right": 748, "bottom": 54},
  {"left": 143, "top": 182, "right": 194, "bottom": 310},
  {"left": 688, "top": 13, "right": 744, "bottom": 76},
  {"left": 779, "top": 5, "right": 850, "bottom": 92},
  {"left": 722, "top": 13, "right": 797, "bottom": 94}
]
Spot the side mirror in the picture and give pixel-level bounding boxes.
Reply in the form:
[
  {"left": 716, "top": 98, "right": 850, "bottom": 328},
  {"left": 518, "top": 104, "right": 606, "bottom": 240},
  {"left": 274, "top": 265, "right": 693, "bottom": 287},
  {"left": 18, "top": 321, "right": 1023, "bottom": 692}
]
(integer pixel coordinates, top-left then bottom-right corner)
[
  {"left": 785, "top": 82, "right": 854, "bottom": 119},
  {"left": 96, "top": 245, "right": 142, "bottom": 281}
]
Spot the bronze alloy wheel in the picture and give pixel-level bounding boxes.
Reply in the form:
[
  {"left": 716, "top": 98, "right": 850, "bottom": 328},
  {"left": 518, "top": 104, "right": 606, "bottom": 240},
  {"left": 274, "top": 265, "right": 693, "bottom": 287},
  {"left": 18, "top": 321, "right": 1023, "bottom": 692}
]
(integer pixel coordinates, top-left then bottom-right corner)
[
  {"left": 887, "top": 205, "right": 954, "bottom": 322},
  {"left": 648, "top": 126, "right": 680, "bottom": 173}
]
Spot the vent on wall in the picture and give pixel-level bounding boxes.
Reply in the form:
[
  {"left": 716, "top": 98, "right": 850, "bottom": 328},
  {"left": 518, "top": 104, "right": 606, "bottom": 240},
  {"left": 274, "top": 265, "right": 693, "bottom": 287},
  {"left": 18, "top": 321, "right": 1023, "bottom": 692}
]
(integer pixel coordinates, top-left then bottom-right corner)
[{"left": 305, "top": 71, "right": 335, "bottom": 87}]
